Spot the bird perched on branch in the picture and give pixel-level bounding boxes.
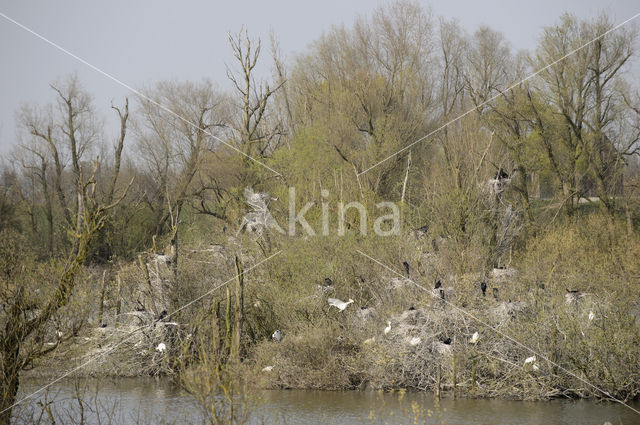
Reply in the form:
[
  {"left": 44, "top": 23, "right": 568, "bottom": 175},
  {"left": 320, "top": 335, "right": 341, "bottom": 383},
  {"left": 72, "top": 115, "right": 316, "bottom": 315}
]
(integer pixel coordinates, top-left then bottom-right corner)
[
  {"left": 328, "top": 298, "right": 354, "bottom": 311},
  {"left": 402, "top": 261, "right": 410, "bottom": 277},
  {"left": 496, "top": 168, "right": 509, "bottom": 180}
]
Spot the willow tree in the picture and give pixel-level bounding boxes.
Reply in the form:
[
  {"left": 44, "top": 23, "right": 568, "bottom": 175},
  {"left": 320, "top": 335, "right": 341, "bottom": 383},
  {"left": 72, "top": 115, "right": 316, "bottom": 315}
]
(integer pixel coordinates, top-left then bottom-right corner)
[
  {"left": 532, "top": 13, "right": 637, "bottom": 215},
  {"left": 0, "top": 79, "right": 128, "bottom": 424}
]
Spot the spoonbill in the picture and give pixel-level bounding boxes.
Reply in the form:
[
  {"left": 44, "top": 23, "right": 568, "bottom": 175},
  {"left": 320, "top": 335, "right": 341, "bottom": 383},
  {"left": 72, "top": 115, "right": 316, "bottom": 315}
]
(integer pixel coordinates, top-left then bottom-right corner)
[
  {"left": 272, "top": 330, "right": 282, "bottom": 342},
  {"left": 524, "top": 355, "right": 539, "bottom": 372},
  {"left": 328, "top": 298, "right": 354, "bottom": 311}
]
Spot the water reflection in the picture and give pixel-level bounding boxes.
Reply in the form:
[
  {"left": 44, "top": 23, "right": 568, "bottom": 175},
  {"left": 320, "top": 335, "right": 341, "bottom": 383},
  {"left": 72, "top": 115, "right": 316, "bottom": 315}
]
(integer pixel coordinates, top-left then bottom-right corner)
[{"left": 15, "top": 378, "right": 639, "bottom": 424}]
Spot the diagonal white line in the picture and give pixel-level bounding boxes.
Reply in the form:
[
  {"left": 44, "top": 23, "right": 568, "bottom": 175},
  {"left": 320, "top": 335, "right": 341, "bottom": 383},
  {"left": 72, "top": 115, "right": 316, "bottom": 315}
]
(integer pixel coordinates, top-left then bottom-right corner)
[
  {"left": 356, "top": 249, "right": 640, "bottom": 416},
  {"left": 358, "top": 11, "right": 640, "bottom": 176},
  {"left": 0, "top": 11, "right": 282, "bottom": 177},
  {"left": 0, "top": 250, "right": 282, "bottom": 415}
]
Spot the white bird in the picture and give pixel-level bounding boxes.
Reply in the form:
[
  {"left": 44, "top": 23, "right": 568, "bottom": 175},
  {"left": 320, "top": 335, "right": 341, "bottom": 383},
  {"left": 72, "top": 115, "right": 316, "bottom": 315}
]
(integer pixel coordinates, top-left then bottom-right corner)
[
  {"left": 262, "top": 365, "right": 274, "bottom": 372},
  {"left": 363, "top": 337, "right": 375, "bottom": 344},
  {"left": 56, "top": 330, "right": 63, "bottom": 338},
  {"left": 272, "top": 330, "right": 282, "bottom": 342},
  {"left": 524, "top": 355, "right": 539, "bottom": 372},
  {"left": 469, "top": 331, "right": 479, "bottom": 344},
  {"left": 328, "top": 298, "right": 354, "bottom": 311},
  {"left": 384, "top": 321, "right": 392, "bottom": 334},
  {"left": 409, "top": 337, "right": 422, "bottom": 346},
  {"left": 588, "top": 311, "right": 595, "bottom": 322},
  {"left": 155, "top": 343, "right": 166, "bottom": 353}
]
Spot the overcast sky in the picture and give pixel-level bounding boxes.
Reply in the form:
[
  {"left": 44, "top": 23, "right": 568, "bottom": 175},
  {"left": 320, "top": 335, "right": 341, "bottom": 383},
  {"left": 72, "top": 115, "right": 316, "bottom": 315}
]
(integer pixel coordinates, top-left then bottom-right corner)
[{"left": 0, "top": 0, "right": 638, "bottom": 154}]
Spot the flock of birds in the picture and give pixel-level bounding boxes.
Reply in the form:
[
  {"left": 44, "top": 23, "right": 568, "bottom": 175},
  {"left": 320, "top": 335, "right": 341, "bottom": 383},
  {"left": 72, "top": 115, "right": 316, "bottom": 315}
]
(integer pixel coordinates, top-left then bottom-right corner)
[{"left": 263, "top": 259, "right": 598, "bottom": 374}]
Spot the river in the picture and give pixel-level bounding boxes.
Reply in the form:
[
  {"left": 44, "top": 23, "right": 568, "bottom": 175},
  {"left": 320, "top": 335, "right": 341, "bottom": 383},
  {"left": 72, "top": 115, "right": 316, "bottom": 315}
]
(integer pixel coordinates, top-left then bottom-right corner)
[{"left": 13, "top": 378, "right": 640, "bottom": 424}]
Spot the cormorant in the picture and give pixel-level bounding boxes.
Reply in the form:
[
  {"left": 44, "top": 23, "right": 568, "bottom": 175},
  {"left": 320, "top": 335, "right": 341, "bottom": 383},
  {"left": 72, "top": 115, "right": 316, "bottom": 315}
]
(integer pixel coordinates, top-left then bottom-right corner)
[
  {"left": 408, "top": 305, "right": 416, "bottom": 311},
  {"left": 480, "top": 281, "right": 487, "bottom": 296},
  {"left": 439, "top": 289, "right": 445, "bottom": 300},
  {"left": 492, "top": 287, "right": 499, "bottom": 301},
  {"left": 324, "top": 277, "right": 333, "bottom": 286},
  {"left": 402, "top": 261, "right": 410, "bottom": 277},
  {"left": 434, "top": 280, "right": 442, "bottom": 289}
]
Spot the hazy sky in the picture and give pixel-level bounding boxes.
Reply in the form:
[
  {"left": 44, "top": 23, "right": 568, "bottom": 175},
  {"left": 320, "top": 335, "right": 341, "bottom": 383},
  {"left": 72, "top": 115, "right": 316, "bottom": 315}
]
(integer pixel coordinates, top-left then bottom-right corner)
[{"left": 0, "top": 0, "right": 638, "bottom": 154}]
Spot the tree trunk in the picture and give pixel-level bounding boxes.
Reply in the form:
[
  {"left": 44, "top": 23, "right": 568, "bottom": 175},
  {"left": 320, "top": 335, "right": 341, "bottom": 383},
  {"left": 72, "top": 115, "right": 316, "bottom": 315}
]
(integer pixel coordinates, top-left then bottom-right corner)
[
  {"left": 230, "top": 256, "right": 244, "bottom": 364},
  {"left": 0, "top": 342, "right": 20, "bottom": 425},
  {"left": 98, "top": 270, "right": 107, "bottom": 324}
]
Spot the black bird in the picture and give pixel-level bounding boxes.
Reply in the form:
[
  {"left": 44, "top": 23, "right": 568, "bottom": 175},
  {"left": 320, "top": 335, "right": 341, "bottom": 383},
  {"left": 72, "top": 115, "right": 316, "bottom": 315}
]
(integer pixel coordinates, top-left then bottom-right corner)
[
  {"left": 441, "top": 337, "right": 452, "bottom": 345},
  {"left": 439, "top": 289, "right": 445, "bottom": 300},
  {"left": 408, "top": 305, "right": 416, "bottom": 311},
  {"left": 566, "top": 289, "right": 580, "bottom": 294},
  {"left": 100, "top": 323, "right": 107, "bottom": 328},
  {"left": 359, "top": 275, "right": 366, "bottom": 283},
  {"left": 492, "top": 287, "right": 499, "bottom": 301},
  {"left": 415, "top": 224, "right": 429, "bottom": 235},
  {"left": 480, "top": 281, "right": 487, "bottom": 297},
  {"left": 496, "top": 168, "right": 509, "bottom": 180},
  {"left": 324, "top": 278, "right": 333, "bottom": 286},
  {"left": 434, "top": 280, "right": 442, "bottom": 290},
  {"left": 157, "top": 310, "right": 168, "bottom": 321},
  {"left": 402, "top": 261, "right": 410, "bottom": 277}
]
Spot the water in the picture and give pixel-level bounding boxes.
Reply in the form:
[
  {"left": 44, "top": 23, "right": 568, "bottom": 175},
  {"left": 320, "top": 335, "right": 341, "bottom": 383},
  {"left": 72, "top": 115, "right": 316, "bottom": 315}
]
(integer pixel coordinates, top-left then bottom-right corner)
[{"left": 14, "top": 378, "right": 640, "bottom": 424}]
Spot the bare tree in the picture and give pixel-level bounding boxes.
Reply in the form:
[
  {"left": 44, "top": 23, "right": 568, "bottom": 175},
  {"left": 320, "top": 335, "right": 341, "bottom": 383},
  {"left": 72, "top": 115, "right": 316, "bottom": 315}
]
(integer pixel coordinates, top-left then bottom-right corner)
[
  {"left": 227, "top": 29, "right": 284, "bottom": 159},
  {"left": 135, "top": 80, "right": 227, "bottom": 275}
]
